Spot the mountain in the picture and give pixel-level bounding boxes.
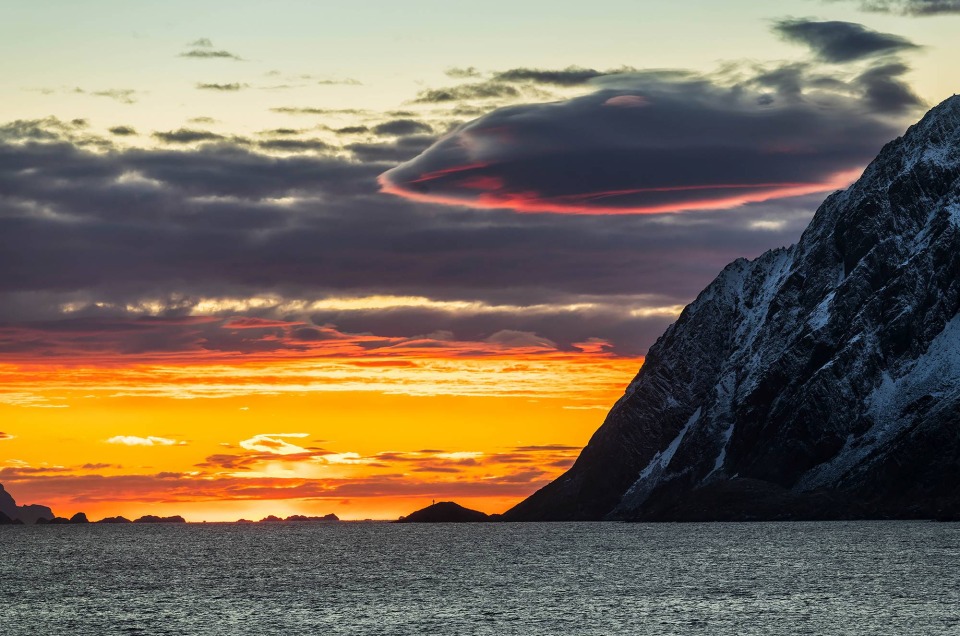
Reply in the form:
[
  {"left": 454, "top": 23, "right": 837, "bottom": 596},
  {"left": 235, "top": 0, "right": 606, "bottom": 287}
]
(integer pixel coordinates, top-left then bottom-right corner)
[
  {"left": 506, "top": 95, "right": 960, "bottom": 522},
  {"left": 0, "top": 483, "right": 55, "bottom": 524}
]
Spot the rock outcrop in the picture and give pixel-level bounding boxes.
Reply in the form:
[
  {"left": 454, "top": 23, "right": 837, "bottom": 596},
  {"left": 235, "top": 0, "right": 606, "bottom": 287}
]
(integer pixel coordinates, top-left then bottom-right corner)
[{"left": 0, "top": 483, "right": 54, "bottom": 524}]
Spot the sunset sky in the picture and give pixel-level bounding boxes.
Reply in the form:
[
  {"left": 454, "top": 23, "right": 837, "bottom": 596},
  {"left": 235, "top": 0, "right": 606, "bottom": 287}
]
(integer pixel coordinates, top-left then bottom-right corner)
[{"left": 1, "top": 0, "right": 958, "bottom": 521}]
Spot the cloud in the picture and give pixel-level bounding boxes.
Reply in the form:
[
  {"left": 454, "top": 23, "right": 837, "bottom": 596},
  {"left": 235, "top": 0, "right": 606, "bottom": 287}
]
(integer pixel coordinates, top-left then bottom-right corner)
[
  {"left": 257, "top": 138, "right": 333, "bottom": 153},
  {"left": 89, "top": 89, "right": 139, "bottom": 104},
  {"left": 108, "top": 126, "right": 137, "bottom": 136},
  {"left": 835, "top": 0, "right": 960, "bottom": 14},
  {"left": 196, "top": 82, "right": 247, "bottom": 91},
  {"left": 258, "top": 128, "right": 304, "bottom": 136},
  {"left": 106, "top": 435, "right": 184, "bottom": 447},
  {"left": 774, "top": 18, "right": 920, "bottom": 62},
  {"left": 0, "top": 116, "right": 829, "bottom": 355},
  {"left": 493, "top": 66, "right": 635, "bottom": 86},
  {"left": 179, "top": 49, "right": 243, "bottom": 61},
  {"left": 0, "top": 30, "right": 926, "bottom": 360},
  {"left": 152, "top": 128, "right": 225, "bottom": 143},
  {"left": 381, "top": 69, "right": 917, "bottom": 214},
  {"left": 180, "top": 38, "right": 243, "bottom": 61},
  {"left": 316, "top": 78, "right": 362, "bottom": 86},
  {"left": 346, "top": 134, "right": 435, "bottom": 162},
  {"left": 0, "top": 468, "right": 555, "bottom": 508},
  {"left": 238, "top": 433, "right": 311, "bottom": 455},
  {"left": 0, "top": 432, "right": 14, "bottom": 441},
  {"left": 270, "top": 107, "right": 369, "bottom": 116},
  {"left": 445, "top": 67, "right": 482, "bottom": 79},
  {"left": 0, "top": 117, "right": 89, "bottom": 142},
  {"left": 413, "top": 81, "right": 523, "bottom": 103},
  {"left": 333, "top": 125, "right": 369, "bottom": 135},
  {"left": 200, "top": 444, "right": 578, "bottom": 479},
  {"left": 372, "top": 119, "right": 433, "bottom": 136},
  {"left": 855, "top": 61, "right": 923, "bottom": 114}
]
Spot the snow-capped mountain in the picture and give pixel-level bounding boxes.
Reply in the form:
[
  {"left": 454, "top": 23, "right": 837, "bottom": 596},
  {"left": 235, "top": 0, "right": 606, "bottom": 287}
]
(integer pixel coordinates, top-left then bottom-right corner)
[{"left": 506, "top": 95, "right": 960, "bottom": 521}]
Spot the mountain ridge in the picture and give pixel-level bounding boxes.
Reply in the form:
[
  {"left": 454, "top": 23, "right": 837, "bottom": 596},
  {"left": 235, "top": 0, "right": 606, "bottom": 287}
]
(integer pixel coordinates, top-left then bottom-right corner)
[{"left": 506, "top": 94, "right": 960, "bottom": 521}]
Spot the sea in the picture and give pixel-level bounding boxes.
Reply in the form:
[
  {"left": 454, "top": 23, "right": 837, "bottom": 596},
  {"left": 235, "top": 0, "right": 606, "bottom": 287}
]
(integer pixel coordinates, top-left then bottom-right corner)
[{"left": 1, "top": 521, "right": 958, "bottom": 635}]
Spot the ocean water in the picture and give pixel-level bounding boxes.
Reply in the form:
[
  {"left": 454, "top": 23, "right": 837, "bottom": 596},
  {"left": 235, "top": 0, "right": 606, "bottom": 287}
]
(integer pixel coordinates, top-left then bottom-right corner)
[{"left": 1, "top": 521, "right": 958, "bottom": 635}]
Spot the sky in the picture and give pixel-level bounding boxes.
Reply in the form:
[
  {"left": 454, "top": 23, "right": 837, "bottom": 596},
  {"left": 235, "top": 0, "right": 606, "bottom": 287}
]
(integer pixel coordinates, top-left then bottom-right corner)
[{"left": 0, "top": 0, "right": 957, "bottom": 521}]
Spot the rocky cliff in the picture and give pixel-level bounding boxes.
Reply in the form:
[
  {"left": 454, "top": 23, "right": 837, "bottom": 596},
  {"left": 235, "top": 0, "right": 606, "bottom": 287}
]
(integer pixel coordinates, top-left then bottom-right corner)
[{"left": 506, "top": 95, "right": 960, "bottom": 521}]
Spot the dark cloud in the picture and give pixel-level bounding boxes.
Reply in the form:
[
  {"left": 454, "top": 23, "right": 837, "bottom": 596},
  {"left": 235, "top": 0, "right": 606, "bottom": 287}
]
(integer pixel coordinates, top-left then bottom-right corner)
[
  {"left": 196, "top": 82, "right": 247, "bottom": 91},
  {"left": 855, "top": 61, "right": 923, "bottom": 114},
  {"left": 413, "top": 81, "right": 523, "bottom": 103},
  {"left": 152, "top": 128, "right": 225, "bottom": 143},
  {"left": 0, "top": 35, "right": 927, "bottom": 357},
  {"left": 0, "top": 123, "right": 821, "bottom": 354},
  {"left": 837, "top": 0, "right": 960, "bottom": 14},
  {"left": 271, "top": 107, "right": 370, "bottom": 116},
  {"left": 383, "top": 67, "right": 919, "bottom": 214},
  {"left": 179, "top": 49, "right": 243, "bottom": 61},
  {"left": 334, "top": 125, "right": 370, "bottom": 135},
  {"left": 774, "top": 19, "right": 920, "bottom": 62},
  {"left": 742, "top": 59, "right": 921, "bottom": 114},
  {"left": 189, "top": 38, "right": 214, "bottom": 47},
  {"left": 257, "top": 128, "right": 304, "bottom": 136},
  {"left": 371, "top": 119, "right": 433, "bottom": 136},
  {"left": 493, "top": 66, "right": 634, "bottom": 86},
  {"left": 0, "top": 117, "right": 87, "bottom": 142},
  {"left": 346, "top": 134, "right": 436, "bottom": 163},
  {"left": 108, "top": 126, "right": 137, "bottom": 136},
  {"left": 257, "top": 138, "right": 333, "bottom": 153}
]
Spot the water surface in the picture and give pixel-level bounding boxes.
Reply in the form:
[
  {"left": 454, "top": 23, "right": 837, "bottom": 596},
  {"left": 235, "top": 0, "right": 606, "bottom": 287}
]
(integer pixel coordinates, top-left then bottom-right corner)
[{"left": 2, "top": 521, "right": 958, "bottom": 634}]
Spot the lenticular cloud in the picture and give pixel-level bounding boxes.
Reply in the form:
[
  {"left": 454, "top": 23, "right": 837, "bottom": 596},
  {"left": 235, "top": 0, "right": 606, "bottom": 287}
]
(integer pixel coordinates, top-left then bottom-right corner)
[{"left": 380, "top": 73, "right": 915, "bottom": 215}]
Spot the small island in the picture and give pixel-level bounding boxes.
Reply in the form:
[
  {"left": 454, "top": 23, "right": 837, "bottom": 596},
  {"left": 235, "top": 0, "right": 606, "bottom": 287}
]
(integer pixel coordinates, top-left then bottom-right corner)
[{"left": 396, "top": 501, "right": 492, "bottom": 523}]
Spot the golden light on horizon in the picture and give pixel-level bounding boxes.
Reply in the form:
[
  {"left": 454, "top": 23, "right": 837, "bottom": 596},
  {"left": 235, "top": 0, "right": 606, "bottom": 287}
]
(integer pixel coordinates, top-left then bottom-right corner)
[{"left": 0, "top": 346, "right": 643, "bottom": 521}]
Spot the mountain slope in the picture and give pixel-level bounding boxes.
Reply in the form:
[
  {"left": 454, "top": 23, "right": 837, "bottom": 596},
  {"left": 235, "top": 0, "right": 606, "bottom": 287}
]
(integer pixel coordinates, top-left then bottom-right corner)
[{"left": 506, "top": 95, "right": 960, "bottom": 521}]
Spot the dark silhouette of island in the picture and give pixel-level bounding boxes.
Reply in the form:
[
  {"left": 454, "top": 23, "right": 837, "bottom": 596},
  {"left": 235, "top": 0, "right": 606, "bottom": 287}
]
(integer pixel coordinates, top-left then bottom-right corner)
[
  {"left": 397, "top": 501, "right": 491, "bottom": 523},
  {"left": 0, "top": 481, "right": 348, "bottom": 525},
  {"left": 36, "top": 513, "right": 90, "bottom": 525},
  {"left": 255, "top": 514, "right": 340, "bottom": 523},
  {"left": 133, "top": 515, "right": 187, "bottom": 523}
]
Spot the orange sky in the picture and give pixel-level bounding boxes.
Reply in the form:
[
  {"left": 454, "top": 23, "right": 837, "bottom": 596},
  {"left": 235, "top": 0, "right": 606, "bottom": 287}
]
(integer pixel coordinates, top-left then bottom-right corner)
[{"left": 0, "top": 330, "right": 642, "bottom": 521}]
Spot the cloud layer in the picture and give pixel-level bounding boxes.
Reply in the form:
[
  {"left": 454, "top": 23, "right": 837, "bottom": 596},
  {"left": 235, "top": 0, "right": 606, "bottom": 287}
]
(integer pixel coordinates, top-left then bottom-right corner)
[
  {"left": 381, "top": 20, "right": 923, "bottom": 215},
  {"left": 0, "top": 18, "right": 927, "bottom": 364}
]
